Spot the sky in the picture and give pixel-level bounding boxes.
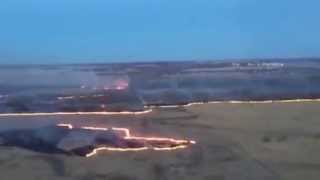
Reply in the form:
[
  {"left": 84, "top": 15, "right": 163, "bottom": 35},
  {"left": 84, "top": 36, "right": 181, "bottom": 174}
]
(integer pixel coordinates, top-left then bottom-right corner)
[{"left": 0, "top": 0, "right": 319, "bottom": 64}]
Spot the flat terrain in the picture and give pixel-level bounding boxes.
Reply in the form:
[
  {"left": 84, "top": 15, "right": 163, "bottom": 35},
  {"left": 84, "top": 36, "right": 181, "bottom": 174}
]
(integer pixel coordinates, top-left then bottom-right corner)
[{"left": 1, "top": 102, "right": 320, "bottom": 180}]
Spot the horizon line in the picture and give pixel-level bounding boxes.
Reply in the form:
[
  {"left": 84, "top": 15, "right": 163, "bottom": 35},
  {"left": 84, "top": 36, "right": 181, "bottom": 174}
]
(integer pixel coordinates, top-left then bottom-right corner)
[{"left": 0, "top": 56, "right": 319, "bottom": 66}]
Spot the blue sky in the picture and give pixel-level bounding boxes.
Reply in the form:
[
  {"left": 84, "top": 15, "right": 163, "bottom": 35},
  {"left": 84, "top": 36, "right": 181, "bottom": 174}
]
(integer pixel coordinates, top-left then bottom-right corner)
[{"left": 0, "top": 0, "right": 319, "bottom": 64}]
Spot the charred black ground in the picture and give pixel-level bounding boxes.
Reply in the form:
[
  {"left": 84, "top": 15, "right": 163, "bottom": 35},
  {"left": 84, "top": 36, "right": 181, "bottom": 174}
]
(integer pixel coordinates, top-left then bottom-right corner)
[
  {"left": 0, "top": 125, "right": 191, "bottom": 157},
  {"left": 1, "top": 59, "right": 320, "bottom": 113}
]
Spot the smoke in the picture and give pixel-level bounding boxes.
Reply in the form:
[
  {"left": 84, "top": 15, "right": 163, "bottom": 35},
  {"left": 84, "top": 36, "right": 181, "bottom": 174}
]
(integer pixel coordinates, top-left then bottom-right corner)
[
  {"left": 0, "top": 124, "right": 194, "bottom": 157},
  {"left": 0, "top": 66, "right": 130, "bottom": 93}
]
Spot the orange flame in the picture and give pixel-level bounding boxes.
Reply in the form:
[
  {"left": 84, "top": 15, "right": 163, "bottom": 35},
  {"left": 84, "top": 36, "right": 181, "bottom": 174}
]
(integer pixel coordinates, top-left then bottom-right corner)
[
  {"left": 1, "top": 98, "right": 320, "bottom": 117},
  {"left": 144, "top": 98, "right": 320, "bottom": 108},
  {"left": 0, "top": 109, "right": 153, "bottom": 117},
  {"left": 56, "top": 123, "right": 196, "bottom": 157}
]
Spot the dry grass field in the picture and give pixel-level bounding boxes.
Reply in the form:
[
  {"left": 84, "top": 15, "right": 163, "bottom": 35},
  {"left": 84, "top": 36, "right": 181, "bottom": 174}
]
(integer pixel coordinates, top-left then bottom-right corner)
[{"left": 1, "top": 102, "right": 320, "bottom": 180}]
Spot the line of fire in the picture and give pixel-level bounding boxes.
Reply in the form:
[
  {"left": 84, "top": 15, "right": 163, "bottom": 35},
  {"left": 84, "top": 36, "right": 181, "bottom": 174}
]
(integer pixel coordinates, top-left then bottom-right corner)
[
  {"left": 0, "top": 98, "right": 320, "bottom": 117},
  {"left": 0, "top": 123, "right": 196, "bottom": 157}
]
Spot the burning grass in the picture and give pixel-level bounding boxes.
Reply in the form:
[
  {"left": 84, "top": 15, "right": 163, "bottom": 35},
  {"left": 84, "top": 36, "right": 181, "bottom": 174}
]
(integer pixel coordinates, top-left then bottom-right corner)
[{"left": 0, "top": 123, "right": 196, "bottom": 157}]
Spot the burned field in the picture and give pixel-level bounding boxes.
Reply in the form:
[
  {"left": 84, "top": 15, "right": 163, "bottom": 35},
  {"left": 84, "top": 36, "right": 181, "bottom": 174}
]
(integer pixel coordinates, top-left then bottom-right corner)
[
  {"left": 1, "top": 102, "right": 320, "bottom": 180},
  {"left": 1, "top": 59, "right": 320, "bottom": 114},
  {"left": 0, "top": 59, "right": 320, "bottom": 180},
  {"left": 0, "top": 124, "right": 194, "bottom": 157}
]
